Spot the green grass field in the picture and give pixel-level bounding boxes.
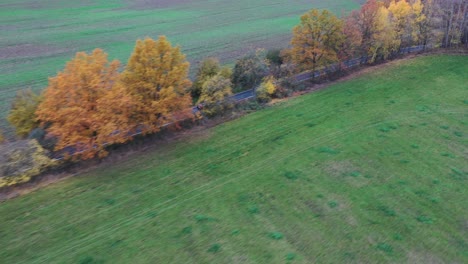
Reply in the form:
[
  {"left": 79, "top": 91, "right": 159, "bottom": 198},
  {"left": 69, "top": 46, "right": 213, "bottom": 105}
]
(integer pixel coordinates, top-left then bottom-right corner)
[
  {"left": 0, "top": 0, "right": 363, "bottom": 134},
  {"left": 0, "top": 55, "right": 467, "bottom": 263}
]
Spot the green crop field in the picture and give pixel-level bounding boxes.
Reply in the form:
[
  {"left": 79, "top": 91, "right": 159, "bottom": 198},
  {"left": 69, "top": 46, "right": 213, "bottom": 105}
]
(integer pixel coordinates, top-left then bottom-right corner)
[
  {"left": 1, "top": 55, "right": 467, "bottom": 263},
  {"left": 0, "top": 0, "right": 363, "bottom": 134}
]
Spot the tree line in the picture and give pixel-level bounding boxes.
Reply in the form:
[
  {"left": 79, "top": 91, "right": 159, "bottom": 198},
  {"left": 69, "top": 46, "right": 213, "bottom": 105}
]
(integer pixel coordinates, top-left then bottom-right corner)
[
  {"left": 287, "top": 0, "right": 467, "bottom": 73},
  {"left": 1, "top": 0, "right": 466, "bottom": 163}
]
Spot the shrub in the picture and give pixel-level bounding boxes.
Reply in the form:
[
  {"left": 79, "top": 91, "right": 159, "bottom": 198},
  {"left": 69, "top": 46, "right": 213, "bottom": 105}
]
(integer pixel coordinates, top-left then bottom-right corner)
[
  {"left": 0, "top": 139, "right": 57, "bottom": 188},
  {"left": 236, "top": 100, "right": 265, "bottom": 112},
  {"left": 269, "top": 232, "right": 284, "bottom": 240},
  {"left": 28, "top": 127, "right": 57, "bottom": 151},
  {"left": 328, "top": 201, "right": 339, "bottom": 208},
  {"left": 416, "top": 215, "right": 433, "bottom": 224},
  {"left": 256, "top": 76, "right": 276, "bottom": 103},
  {"left": 207, "top": 243, "right": 221, "bottom": 253},
  {"left": 376, "top": 243, "right": 393, "bottom": 254},
  {"left": 286, "top": 253, "right": 297, "bottom": 261},
  {"left": 274, "top": 77, "right": 302, "bottom": 98},
  {"left": 284, "top": 171, "right": 299, "bottom": 180}
]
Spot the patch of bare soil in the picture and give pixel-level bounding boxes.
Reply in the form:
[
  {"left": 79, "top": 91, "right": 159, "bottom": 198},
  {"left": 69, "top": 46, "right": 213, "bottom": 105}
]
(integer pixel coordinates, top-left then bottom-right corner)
[
  {"left": 0, "top": 44, "right": 70, "bottom": 60},
  {"left": 125, "top": 0, "right": 194, "bottom": 10}
]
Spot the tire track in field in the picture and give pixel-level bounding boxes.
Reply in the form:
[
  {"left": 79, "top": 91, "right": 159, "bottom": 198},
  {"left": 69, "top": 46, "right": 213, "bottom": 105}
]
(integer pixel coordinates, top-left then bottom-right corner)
[{"left": 32, "top": 106, "right": 468, "bottom": 263}]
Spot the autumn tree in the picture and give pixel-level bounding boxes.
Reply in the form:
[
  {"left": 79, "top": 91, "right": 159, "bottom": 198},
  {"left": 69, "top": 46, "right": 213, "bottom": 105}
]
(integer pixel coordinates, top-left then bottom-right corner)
[
  {"left": 411, "top": 0, "right": 433, "bottom": 48},
  {"left": 371, "top": 5, "right": 399, "bottom": 61},
  {"left": 36, "top": 49, "right": 123, "bottom": 160},
  {"left": 7, "top": 89, "right": 42, "bottom": 138},
  {"left": 198, "top": 74, "right": 233, "bottom": 117},
  {"left": 232, "top": 49, "right": 270, "bottom": 91},
  {"left": 339, "top": 14, "right": 363, "bottom": 63},
  {"left": 289, "top": 9, "right": 344, "bottom": 74},
  {"left": 388, "top": 0, "right": 414, "bottom": 50},
  {"left": 0, "top": 130, "right": 4, "bottom": 143},
  {"left": 218, "top": 66, "right": 233, "bottom": 80},
  {"left": 95, "top": 82, "right": 136, "bottom": 147},
  {"left": 436, "top": 0, "right": 467, "bottom": 48},
  {"left": 192, "top": 58, "right": 221, "bottom": 98},
  {"left": 121, "top": 36, "right": 192, "bottom": 135},
  {"left": 348, "top": 0, "right": 383, "bottom": 56},
  {"left": 348, "top": 0, "right": 398, "bottom": 62}
]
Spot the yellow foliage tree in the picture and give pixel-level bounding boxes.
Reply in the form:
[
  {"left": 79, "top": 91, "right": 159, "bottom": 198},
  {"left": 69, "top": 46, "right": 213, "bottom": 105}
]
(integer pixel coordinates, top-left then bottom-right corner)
[
  {"left": 289, "top": 9, "right": 344, "bottom": 73},
  {"left": 0, "top": 130, "right": 4, "bottom": 143},
  {"left": 382, "top": 6, "right": 399, "bottom": 56},
  {"left": 388, "top": 0, "right": 414, "bottom": 49},
  {"left": 198, "top": 74, "right": 233, "bottom": 117},
  {"left": 36, "top": 49, "right": 123, "bottom": 160},
  {"left": 412, "top": 0, "right": 436, "bottom": 48},
  {"left": 121, "top": 36, "right": 192, "bottom": 134},
  {"left": 192, "top": 58, "right": 221, "bottom": 98},
  {"left": 7, "top": 89, "right": 42, "bottom": 138},
  {"left": 411, "top": 0, "right": 426, "bottom": 44},
  {"left": 366, "top": 6, "right": 399, "bottom": 62}
]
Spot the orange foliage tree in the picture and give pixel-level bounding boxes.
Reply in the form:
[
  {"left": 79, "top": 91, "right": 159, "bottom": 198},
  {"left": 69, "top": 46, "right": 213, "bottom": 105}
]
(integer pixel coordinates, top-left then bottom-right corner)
[
  {"left": 339, "top": 14, "right": 363, "bottom": 63},
  {"left": 36, "top": 49, "right": 126, "bottom": 160},
  {"left": 121, "top": 36, "right": 192, "bottom": 135},
  {"left": 289, "top": 9, "right": 344, "bottom": 74}
]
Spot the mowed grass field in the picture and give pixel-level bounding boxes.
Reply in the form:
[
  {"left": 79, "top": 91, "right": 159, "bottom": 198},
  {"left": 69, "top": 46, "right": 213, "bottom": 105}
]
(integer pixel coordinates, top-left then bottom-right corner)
[
  {"left": 0, "top": 55, "right": 467, "bottom": 263},
  {"left": 0, "top": 0, "right": 363, "bottom": 134}
]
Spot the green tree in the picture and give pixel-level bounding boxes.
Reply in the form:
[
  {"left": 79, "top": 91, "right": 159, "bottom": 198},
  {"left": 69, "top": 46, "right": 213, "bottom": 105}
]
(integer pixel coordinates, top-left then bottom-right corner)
[
  {"left": 266, "top": 49, "right": 284, "bottom": 66},
  {"left": 198, "top": 74, "right": 233, "bottom": 117},
  {"left": 289, "top": 9, "right": 344, "bottom": 74},
  {"left": 121, "top": 36, "right": 192, "bottom": 135},
  {"left": 232, "top": 49, "right": 269, "bottom": 92},
  {"left": 192, "top": 58, "right": 221, "bottom": 98},
  {"left": 7, "top": 89, "right": 42, "bottom": 138}
]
